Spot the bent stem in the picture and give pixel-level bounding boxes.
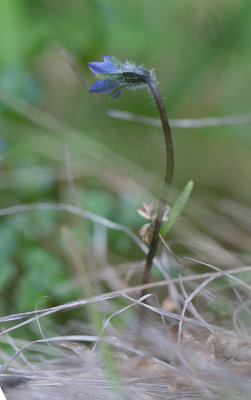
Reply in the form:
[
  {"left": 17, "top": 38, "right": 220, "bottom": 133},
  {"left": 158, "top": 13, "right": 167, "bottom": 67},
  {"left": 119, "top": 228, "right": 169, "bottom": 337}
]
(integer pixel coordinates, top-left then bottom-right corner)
[{"left": 140, "top": 74, "right": 174, "bottom": 297}]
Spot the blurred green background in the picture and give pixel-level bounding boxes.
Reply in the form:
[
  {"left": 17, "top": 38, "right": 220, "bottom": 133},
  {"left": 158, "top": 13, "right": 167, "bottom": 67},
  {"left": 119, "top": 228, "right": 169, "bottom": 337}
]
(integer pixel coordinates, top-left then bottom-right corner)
[{"left": 0, "top": 0, "right": 250, "bottom": 325}]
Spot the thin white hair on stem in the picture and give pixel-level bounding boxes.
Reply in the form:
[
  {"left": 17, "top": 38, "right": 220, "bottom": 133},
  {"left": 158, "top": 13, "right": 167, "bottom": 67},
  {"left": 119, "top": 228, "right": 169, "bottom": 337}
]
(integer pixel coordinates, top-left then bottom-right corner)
[{"left": 108, "top": 109, "right": 251, "bottom": 129}]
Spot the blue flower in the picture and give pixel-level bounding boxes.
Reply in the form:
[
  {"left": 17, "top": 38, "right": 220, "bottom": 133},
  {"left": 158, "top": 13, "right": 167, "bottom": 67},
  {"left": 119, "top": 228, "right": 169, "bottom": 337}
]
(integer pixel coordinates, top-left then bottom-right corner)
[{"left": 88, "top": 55, "right": 155, "bottom": 98}]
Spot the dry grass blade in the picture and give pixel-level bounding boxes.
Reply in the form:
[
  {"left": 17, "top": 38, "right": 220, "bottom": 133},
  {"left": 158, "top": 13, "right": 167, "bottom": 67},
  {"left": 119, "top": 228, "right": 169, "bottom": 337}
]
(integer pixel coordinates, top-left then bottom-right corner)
[
  {"left": 186, "top": 257, "right": 251, "bottom": 292},
  {"left": 108, "top": 109, "right": 251, "bottom": 128},
  {"left": 0, "top": 197, "right": 250, "bottom": 398}
]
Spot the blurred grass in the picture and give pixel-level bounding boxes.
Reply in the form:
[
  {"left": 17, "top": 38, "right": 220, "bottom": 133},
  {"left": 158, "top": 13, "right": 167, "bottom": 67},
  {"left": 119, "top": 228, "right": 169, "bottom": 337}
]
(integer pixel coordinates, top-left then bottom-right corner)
[{"left": 0, "top": 0, "right": 250, "bottom": 324}]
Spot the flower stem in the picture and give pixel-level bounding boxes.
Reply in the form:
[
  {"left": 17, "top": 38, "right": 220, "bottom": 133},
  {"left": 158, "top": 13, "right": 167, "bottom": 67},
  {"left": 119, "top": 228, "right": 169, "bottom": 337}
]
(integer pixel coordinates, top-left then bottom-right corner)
[{"left": 141, "top": 75, "right": 174, "bottom": 295}]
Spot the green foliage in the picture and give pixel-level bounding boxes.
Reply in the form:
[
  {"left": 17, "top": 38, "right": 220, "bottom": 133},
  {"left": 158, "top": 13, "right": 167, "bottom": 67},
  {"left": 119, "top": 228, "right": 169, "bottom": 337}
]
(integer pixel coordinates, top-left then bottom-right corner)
[
  {"left": 16, "top": 247, "right": 67, "bottom": 310},
  {"left": 207, "top": 298, "right": 230, "bottom": 318},
  {"left": 161, "top": 181, "right": 194, "bottom": 236},
  {"left": 0, "top": 223, "right": 18, "bottom": 259},
  {"left": 0, "top": 1, "right": 250, "bottom": 332},
  {"left": 0, "top": 260, "right": 16, "bottom": 292}
]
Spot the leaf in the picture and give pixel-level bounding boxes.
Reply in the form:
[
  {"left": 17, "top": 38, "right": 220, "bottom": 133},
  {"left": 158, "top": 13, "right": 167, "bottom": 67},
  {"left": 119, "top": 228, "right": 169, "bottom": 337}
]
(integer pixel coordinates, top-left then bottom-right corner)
[
  {"left": 207, "top": 299, "right": 229, "bottom": 318},
  {"left": 161, "top": 180, "right": 194, "bottom": 236}
]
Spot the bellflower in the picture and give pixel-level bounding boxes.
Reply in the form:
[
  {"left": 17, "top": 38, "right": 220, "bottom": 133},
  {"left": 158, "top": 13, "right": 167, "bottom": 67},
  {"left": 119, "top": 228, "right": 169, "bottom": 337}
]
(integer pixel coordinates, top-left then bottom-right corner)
[
  {"left": 88, "top": 54, "right": 174, "bottom": 296},
  {"left": 88, "top": 55, "right": 155, "bottom": 98}
]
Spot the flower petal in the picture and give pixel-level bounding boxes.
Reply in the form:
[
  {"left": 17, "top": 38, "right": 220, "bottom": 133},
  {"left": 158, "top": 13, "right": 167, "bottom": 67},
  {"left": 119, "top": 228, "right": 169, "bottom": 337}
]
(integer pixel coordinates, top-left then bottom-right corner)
[
  {"left": 103, "top": 55, "right": 111, "bottom": 63},
  {"left": 88, "top": 56, "right": 117, "bottom": 74},
  {"left": 103, "top": 55, "right": 119, "bottom": 71},
  {"left": 110, "top": 89, "right": 123, "bottom": 98},
  {"left": 89, "top": 79, "right": 117, "bottom": 94}
]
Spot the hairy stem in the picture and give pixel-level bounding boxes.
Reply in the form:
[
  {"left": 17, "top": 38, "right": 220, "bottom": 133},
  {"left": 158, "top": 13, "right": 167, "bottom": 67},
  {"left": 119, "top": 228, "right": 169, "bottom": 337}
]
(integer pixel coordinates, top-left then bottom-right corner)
[{"left": 140, "top": 76, "right": 174, "bottom": 295}]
